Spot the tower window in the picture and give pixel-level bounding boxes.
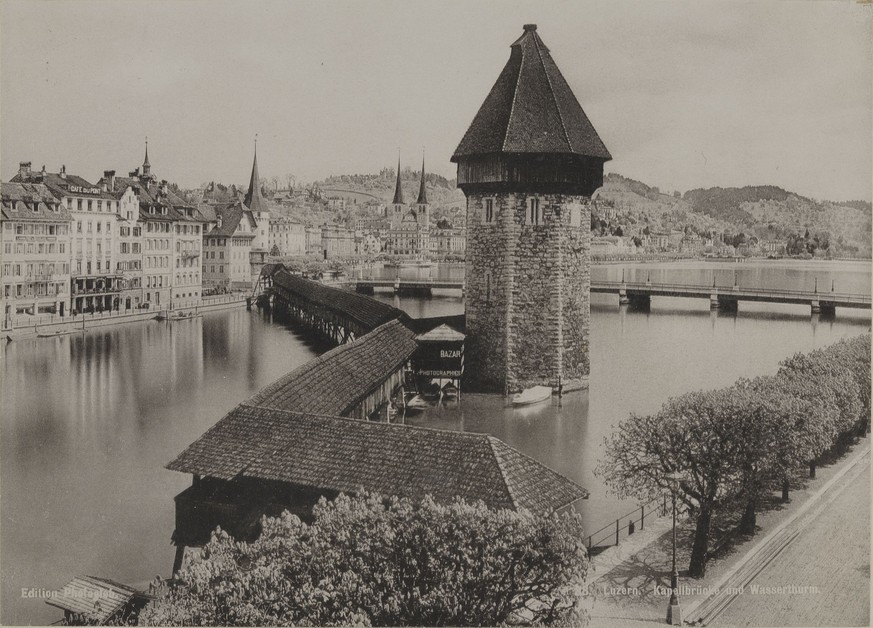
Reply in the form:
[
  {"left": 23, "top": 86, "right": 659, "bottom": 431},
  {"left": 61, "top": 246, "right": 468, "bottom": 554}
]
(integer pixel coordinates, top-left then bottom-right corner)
[
  {"left": 527, "top": 197, "right": 542, "bottom": 226},
  {"left": 483, "top": 198, "right": 495, "bottom": 224},
  {"left": 569, "top": 203, "right": 582, "bottom": 227}
]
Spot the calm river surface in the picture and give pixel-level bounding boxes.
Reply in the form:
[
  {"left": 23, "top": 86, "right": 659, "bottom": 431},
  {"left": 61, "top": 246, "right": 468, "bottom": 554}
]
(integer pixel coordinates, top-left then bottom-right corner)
[{"left": 2, "top": 260, "right": 870, "bottom": 624}]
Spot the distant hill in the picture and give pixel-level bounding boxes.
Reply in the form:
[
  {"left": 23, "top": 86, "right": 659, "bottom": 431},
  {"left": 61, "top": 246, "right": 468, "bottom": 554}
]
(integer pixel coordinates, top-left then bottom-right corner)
[{"left": 597, "top": 173, "right": 871, "bottom": 257}]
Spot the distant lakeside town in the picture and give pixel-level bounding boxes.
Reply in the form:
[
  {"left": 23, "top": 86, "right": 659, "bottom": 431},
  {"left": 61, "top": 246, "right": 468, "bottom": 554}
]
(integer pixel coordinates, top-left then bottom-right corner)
[{"left": 2, "top": 146, "right": 870, "bottom": 330}]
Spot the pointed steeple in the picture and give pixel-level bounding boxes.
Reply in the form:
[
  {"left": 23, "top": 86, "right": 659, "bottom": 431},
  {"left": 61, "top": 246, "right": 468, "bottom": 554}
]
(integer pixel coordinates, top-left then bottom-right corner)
[
  {"left": 416, "top": 153, "right": 428, "bottom": 205},
  {"left": 244, "top": 136, "right": 268, "bottom": 213},
  {"left": 392, "top": 154, "right": 405, "bottom": 205},
  {"left": 142, "top": 137, "right": 151, "bottom": 176}
]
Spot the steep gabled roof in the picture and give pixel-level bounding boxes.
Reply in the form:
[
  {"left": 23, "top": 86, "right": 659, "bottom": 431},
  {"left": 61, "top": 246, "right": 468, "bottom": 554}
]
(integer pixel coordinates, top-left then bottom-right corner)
[
  {"left": 166, "top": 404, "right": 587, "bottom": 513},
  {"left": 452, "top": 24, "right": 611, "bottom": 161}
]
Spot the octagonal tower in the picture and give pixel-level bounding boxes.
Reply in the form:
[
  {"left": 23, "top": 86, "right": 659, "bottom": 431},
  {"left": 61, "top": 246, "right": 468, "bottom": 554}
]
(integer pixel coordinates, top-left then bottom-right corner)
[{"left": 452, "top": 24, "right": 611, "bottom": 394}]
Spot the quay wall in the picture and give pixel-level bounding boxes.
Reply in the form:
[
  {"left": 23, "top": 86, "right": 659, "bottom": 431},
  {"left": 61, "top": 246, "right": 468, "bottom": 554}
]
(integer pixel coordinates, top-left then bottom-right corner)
[{"left": 5, "top": 295, "right": 248, "bottom": 340}]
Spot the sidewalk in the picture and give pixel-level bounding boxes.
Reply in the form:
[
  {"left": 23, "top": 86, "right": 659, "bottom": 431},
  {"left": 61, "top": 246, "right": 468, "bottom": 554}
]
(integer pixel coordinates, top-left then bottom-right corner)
[{"left": 585, "top": 436, "right": 870, "bottom": 627}]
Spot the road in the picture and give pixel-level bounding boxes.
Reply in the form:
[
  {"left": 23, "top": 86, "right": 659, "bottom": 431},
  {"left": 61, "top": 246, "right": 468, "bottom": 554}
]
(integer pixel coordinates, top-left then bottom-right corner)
[{"left": 711, "top": 457, "right": 870, "bottom": 627}]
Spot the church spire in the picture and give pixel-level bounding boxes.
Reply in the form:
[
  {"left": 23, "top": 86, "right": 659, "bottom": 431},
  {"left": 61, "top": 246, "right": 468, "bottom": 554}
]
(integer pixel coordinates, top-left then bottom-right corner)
[
  {"left": 416, "top": 152, "right": 427, "bottom": 205},
  {"left": 392, "top": 154, "right": 405, "bottom": 205},
  {"left": 244, "top": 135, "right": 267, "bottom": 213},
  {"left": 142, "top": 137, "right": 151, "bottom": 176}
]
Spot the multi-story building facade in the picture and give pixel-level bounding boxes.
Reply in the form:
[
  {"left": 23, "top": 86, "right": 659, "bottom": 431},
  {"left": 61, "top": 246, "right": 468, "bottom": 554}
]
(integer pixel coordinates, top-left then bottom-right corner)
[
  {"left": 429, "top": 226, "right": 467, "bottom": 258},
  {"left": 305, "top": 226, "right": 322, "bottom": 257},
  {"left": 321, "top": 225, "right": 355, "bottom": 258},
  {"left": 0, "top": 181, "right": 72, "bottom": 326},
  {"left": 203, "top": 202, "right": 257, "bottom": 290},
  {"left": 13, "top": 162, "right": 123, "bottom": 314},
  {"left": 173, "top": 204, "right": 206, "bottom": 304},
  {"left": 269, "top": 215, "right": 306, "bottom": 255},
  {"left": 100, "top": 171, "right": 144, "bottom": 309}
]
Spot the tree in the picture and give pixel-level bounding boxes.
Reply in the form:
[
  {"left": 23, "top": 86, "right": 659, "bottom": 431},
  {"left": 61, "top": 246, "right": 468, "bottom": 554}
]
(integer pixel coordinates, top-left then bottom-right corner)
[
  {"left": 598, "top": 387, "right": 754, "bottom": 578},
  {"left": 140, "top": 493, "right": 589, "bottom": 627}
]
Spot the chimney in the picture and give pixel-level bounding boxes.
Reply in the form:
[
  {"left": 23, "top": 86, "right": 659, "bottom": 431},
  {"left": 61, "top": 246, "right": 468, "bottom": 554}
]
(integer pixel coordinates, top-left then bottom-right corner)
[
  {"left": 18, "top": 161, "right": 31, "bottom": 180},
  {"left": 129, "top": 167, "right": 139, "bottom": 178},
  {"left": 40, "top": 165, "right": 46, "bottom": 177},
  {"left": 60, "top": 165, "right": 67, "bottom": 179},
  {"left": 104, "top": 170, "right": 116, "bottom": 192},
  {"left": 217, "top": 214, "right": 223, "bottom": 228},
  {"left": 161, "top": 180, "right": 168, "bottom": 195}
]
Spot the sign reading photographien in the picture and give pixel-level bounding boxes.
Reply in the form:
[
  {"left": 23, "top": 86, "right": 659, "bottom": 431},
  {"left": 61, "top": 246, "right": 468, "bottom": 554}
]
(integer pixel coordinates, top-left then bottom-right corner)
[
  {"left": 68, "top": 185, "right": 101, "bottom": 195},
  {"left": 414, "top": 344, "right": 464, "bottom": 378}
]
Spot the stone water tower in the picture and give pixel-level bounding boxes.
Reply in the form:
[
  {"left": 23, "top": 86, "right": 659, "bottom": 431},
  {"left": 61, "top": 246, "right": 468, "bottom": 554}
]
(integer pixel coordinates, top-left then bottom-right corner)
[{"left": 452, "top": 24, "right": 611, "bottom": 394}]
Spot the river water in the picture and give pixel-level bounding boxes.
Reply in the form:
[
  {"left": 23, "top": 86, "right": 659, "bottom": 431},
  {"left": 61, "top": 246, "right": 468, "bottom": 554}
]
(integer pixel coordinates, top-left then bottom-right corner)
[{"left": 1, "top": 260, "right": 869, "bottom": 624}]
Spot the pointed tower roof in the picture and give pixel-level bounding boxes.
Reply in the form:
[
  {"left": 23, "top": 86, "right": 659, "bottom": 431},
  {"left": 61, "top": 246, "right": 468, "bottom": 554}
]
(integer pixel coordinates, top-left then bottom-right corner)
[
  {"left": 451, "top": 24, "right": 611, "bottom": 162},
  {"left": 244, "top": 141, "right": 268, "bottom": 213},
  {"left": 416, "top": 154, "right": 428, "bottom": 205},
  {"left": 142, "top": 138, "right": 151, "bottom": 175},
  {"left": 392, "top": 155, "right": 405, "bottom": 205}
]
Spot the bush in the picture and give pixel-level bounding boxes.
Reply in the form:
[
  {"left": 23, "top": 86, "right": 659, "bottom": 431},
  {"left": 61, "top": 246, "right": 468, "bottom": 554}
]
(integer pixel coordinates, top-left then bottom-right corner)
[{"left": 139, "top": 493, "right": 589, "bottom": 627}]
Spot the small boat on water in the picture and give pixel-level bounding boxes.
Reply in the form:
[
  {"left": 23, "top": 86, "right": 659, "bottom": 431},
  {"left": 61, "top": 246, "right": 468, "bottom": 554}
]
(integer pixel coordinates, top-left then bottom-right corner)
[
  {"left": 405, "top": 395, "right": 429, "bottom": 410},
  {"left": 512, "top": 385, "right": 552, "bottom": 407},
  {"left": 441, "top": 381, "right": 459, "bottom": 398},
  {"left": 420, "top": 381, "right": 442, "bottom": 401}
]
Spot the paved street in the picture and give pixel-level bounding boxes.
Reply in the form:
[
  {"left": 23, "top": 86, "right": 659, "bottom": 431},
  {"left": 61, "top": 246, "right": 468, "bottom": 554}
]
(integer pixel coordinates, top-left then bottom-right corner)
[
  {"left": 587, "top": 442, "right": 870, "bottom": 627},
  {"left": 711, "top": 458, "right": 870, "bottom": 627}
]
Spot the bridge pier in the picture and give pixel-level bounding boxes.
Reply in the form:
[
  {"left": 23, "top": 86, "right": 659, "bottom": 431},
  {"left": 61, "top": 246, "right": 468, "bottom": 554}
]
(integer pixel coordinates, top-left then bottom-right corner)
[
  {"left": 717, "top": 296, "right": 738, "bottom": 312},
  {"left": 811, "top": 300, "right": 836, "bottom": 316},
  {"left": 627, "top": 293, "right": 650, "bottom": 311},
  {"left": 398, "top": 286, "right": 433, "bottom": 298}
]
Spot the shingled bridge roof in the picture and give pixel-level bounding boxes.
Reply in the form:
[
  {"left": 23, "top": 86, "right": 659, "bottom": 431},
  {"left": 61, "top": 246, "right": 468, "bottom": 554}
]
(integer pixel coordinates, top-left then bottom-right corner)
[
  {"left": 272, "top": 270, "right": 408, "bottom": 333},
  {"left": 246, "top": 319, "right": 418, "bottom": 416},
  {"left": 167, "top": 404, "right": 587, "bottom": 514},
  {"left": 452, "top": 24, "right": 611, "bottom": 161}
]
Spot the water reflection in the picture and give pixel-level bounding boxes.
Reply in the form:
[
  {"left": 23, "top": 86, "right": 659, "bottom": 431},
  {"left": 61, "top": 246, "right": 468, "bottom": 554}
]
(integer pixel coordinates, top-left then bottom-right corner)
[{"left": 1, "top": 261, "right": 870, "bottom": 624}]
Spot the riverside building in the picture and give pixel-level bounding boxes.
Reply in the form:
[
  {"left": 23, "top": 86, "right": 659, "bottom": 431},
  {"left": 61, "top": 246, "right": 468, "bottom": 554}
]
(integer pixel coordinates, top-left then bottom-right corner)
[
  {"left": 0, "top": 181, "right": 72, "bottom": 326},
  {"left": 107, "top": 144, "right": 207, "bottom": 308},
  {"left": 452, "top": 24, "right": 611, "bottom": 393},
  {"left": 12, "top": 162, "right": 123, "bottom": 314},
  {"left": 99, "top": 171, "right": 144, "bottom": 309}
]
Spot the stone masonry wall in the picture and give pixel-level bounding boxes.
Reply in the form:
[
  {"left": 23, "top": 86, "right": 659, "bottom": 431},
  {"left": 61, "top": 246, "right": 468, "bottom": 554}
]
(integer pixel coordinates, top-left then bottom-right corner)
[{"left": 464, "top": 192, "right": 590, "bottom": 393}]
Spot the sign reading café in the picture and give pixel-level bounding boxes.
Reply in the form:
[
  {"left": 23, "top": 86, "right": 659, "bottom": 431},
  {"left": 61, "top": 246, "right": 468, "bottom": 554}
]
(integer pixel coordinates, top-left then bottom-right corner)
[{"left": 68, "top": 185, "right": 101, "bottom": 195}]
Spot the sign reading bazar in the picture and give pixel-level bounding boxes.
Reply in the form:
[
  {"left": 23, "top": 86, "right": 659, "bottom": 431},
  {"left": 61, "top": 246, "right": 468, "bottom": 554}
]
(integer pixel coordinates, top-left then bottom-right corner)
[
  {"left": 414, "top": 341, "right": 464, "bottom": 378},
  {"left": 68, "top": 185, "right": 101, "bottom": 195}
]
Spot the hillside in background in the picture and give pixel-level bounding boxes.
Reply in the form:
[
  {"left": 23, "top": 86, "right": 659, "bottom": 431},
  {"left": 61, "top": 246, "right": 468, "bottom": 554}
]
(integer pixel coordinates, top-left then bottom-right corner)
[{"left": 597, "top": 173, "right": 871, "bottom": 257}]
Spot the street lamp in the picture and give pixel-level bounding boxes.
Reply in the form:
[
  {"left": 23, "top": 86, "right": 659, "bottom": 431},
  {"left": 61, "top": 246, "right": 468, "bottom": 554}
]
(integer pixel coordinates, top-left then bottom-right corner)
[{"left": 666, "top": 470, "right": 683, "bottom": 625}]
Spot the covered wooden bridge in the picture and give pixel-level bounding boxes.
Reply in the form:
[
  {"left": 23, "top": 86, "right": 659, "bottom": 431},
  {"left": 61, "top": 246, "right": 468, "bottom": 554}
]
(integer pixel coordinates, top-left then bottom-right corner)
[{"left": 270, "top": 270, "right": 409, "bottom": 345}]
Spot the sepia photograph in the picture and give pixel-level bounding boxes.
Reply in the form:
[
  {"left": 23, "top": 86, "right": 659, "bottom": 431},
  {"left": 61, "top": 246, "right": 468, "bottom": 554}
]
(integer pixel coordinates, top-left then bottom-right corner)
[{"left": 1, "top": 0, "right": 871, "bottom": 626}]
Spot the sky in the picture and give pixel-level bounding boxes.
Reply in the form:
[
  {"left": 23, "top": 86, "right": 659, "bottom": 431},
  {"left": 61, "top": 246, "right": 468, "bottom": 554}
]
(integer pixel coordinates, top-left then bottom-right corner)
[{"left": 1, "top": 0, "right": 871, "bottom": 201}]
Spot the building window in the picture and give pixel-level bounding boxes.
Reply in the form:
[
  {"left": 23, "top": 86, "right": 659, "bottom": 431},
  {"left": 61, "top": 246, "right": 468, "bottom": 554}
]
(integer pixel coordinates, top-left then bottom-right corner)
[
  {"left": 526, "top": 197, "right": 542, "bottom": 226},
  {"left": 87, "top": 200, "right": 93, "bottom": 212}
]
